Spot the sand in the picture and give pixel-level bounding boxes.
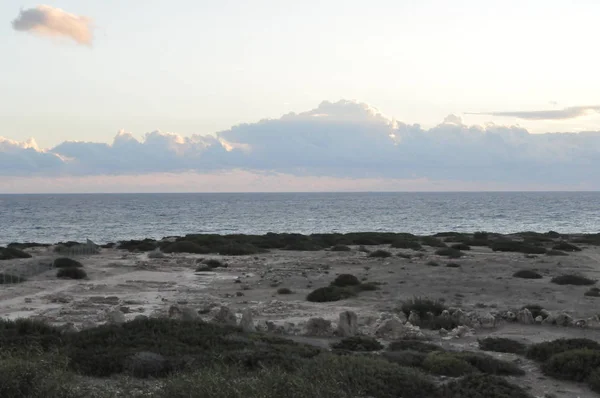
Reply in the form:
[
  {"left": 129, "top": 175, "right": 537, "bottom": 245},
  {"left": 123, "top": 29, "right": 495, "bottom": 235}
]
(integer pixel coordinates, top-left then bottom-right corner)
[{"left": 2, "top": 242, "right": 600, "bottom": 397}]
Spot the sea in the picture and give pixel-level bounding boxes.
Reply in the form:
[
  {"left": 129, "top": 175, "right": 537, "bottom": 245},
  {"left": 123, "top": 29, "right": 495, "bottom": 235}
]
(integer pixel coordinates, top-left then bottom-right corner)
[{"left": 0, "top": 192, "right": 599, "bottom": 246}]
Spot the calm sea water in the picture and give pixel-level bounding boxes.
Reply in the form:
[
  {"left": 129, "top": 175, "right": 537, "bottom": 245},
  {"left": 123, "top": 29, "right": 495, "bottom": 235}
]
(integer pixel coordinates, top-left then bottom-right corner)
[{"left": 0, "top": 192, "right": 599, "bottom": 246}]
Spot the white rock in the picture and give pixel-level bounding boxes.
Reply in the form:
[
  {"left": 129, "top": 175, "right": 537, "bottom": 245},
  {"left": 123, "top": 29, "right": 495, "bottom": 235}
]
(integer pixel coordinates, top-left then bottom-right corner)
[
  {"left": 555, "top": 313, "right": 573, "bottom": 327},
  {"left": 480, "top": 313, "right": 497, "bottom": 329},
  {"left": 408, "top": 311, "right": 420, "bottom": 325},
  {"left": 535, "top": 316, "right": 543, "bottom": 324}
]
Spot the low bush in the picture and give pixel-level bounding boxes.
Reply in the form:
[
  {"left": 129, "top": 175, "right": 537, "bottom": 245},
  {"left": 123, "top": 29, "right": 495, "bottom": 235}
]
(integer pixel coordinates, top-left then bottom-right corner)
[
  {"left": 0, "top": 273, "right": 27, "bottom": 284},
  {"left": 512, "top": 270, "right": 542, "bottom": 279},
  {"left": 450, "top": 243, "right": 471, "bottom": 250},
  {"left": 478, "top": 337, "right": 527, "bottom": 354},
  {"left": 391, "top": 240, "right": 422, "bottom": 250},
  {"left": 331, "top": 336, "right": 383, "bottom": 352},
  {"left": 0, "top": 356, "right": 76, "bottom": 398},
  {"left": 526, "top": 338, "right": 600, "bottom": 362},
  {"left": 400, "top": 297, "right": 447, "bottom": 319},
  {"left": 397, "top": 252, "right": 412, "bottom": 259},
  {"left": 204, "top": 259, "right": 226, "bottom": 268},
  {"left": 446, "top": 262, "right": 461, "bottom": 268},
  {"left": 541, "top": 349, "right": 600, "bottom": 381},
  {"left": 455, "top": 352, "right": 525, "bottom": 376},
  {"left": 426, "top": 260, "right": 440, "bottom": 266},
  {"left": 162, "top": 241, "right": 210, "bottom": 254},
  {"left": 358, "top": 245, "right": 370, "bottom": 253},
  {"left": 357, "top": 282, "right": 379, "bottom": 291},
  {"left": 588, "top": 368, "right": 600, "bottom": 393},
  {"left": 552, "top": 242, "right": 582, "bottom": 252},
  {"left": 551, "top": 274, "right": 596, "bottom": 286},
  {"left": 435, "top": 248, "right": 463, "bottom": 258},
  {"left": 330, "top": 244, "right": 351, "bottom": 252},
  {"left": 422, "top": 352, "right": 476, "bottom": 377},
  {"left": 331, "top": 274, "right": 360, "bottom": 287},
  {"left": 421, "top": 236, "right": 447, "bottom": 248},
  {"left": 118, "top": 239, "right": 158, "bottom": 252},
  {"left": 381, "top": 350, "right": 427, "bottom": 368},
  {"left": 584, "top": 287, "right": 600, "bottom": 297},
  {"left": 306, "top": 286, "right": 356, "bottom": 302},
  {"left": 56, "top": 267, "right": 87, "bottom": 280},
  {"left": 546, "top": 249, "right": 567, "bottom": 256},
  {"left": 0, "top": 247, "right": 32, "bottom": 260},
  {"left": 491, "top": 241, "right": 546, "bottom": 254},
  {"left": 277, "top": 288, "right": 293, "bottom": 295},
  {"left": 368, "top": 250, "right": 392, "bottom": 258},
  {"left": 52, "top": 258, "right": 82, "bottom": 268},
  {"left": 387, "top": 340, "right": 443, "bottom": 353},
  {"left": 218, "top": 243, "right": 261, "bottom": 256},
  {"left": 439, "top": 374, "right": 534, "bottom": 398},
  {"left": 195, "top": 266, "right": 213, "bottom": 272}
]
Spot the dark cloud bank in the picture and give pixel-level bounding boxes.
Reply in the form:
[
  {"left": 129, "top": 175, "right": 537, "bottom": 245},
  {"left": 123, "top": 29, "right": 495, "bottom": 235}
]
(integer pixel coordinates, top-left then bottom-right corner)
[{"left": 2, "top": 100, "right": 600, "bottom": 186}]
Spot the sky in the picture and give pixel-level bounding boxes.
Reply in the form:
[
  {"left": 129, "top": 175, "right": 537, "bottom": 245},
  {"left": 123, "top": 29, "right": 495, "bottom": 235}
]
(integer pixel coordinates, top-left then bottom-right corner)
[{"left": 1, "top": 0, "right": 600, "bottom": 193}]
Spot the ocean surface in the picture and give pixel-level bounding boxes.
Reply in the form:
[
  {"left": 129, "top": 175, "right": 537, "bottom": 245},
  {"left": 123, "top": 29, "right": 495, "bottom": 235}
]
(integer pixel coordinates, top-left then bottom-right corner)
[{"left": 0, "top": 192, "right": 599, "bottom": 246}]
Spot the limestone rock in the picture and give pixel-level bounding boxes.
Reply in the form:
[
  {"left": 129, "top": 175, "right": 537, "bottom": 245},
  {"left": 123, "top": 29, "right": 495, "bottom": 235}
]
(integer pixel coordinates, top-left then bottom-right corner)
[
  {"left": 447, "top": 325, "right": 474, "bottom": 339},
  {"left": 439, "top": 328, "right": 449, "bottom": 337},
  {"left": 517, "top": 309, "right": 534, "bottom": 325},
  {"left": 575, "top": 319, "right": 587, "bottom": 328},
  {"left": 304, "top": 317, "right": 333, "bottom": 336},
  {"left": 337, "top": 311, "right": 358, "bottom": 337},
  {"left": 213, "top": 306, "right": 237, "bottom": 326},
  {"left": 239, "top": 308, "right": 256, "bottom": 332},
  {"left": 168, "top": 305, "right": 182, "bottom": 319},
  {"left": 180, "top": 307, "right": 199, "bottom": 321},
  {"left": 535, "top": 316, "right": 543, "bottom": 324},
  {"left": 542, "top": 313, "right": 556, "bottom": 325},
  {"left": 441, "top": 310, "right": 451, "bottom": 319}
]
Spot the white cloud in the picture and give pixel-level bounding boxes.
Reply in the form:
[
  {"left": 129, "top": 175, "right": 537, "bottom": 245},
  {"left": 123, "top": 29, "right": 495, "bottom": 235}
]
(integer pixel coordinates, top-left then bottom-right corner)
[
  {"left": 1, "top": 99, "right": 600, "bottom": 186},
  {"left": 467, "top": 105, "right": 600, "bottom": 120},
  {"left": 12, "top": 5, "right": 93, "bottom": 46}
]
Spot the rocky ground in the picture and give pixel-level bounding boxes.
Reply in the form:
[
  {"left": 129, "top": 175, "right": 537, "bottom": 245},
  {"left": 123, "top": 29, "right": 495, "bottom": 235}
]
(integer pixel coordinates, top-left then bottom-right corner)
[{"left": 2, "top": 241, "right": 600, "bottom": 397}]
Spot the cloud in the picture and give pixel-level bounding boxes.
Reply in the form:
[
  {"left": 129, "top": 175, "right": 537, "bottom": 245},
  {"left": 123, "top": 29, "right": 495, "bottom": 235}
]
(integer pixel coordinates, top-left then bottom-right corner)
[
  {"left": 467, "top": 105, "right": 600, "bottom": 120},
  {"left": 12, "top": 5, "right": 93, "bottom": 46},
  {"left": 2, "top": 99, "right": 600, "bottom": 187}
]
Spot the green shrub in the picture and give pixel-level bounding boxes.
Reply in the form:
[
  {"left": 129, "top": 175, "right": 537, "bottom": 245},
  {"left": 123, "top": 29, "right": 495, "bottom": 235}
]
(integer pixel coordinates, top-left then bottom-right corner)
[
  {"left": 541, "top": 349, "right": 600, "bottom": 381},
  {"left": 551, "top": 274, "right": 596, "bottom": 286},
  {"left": 584, "top": 287, "right": 600, "bottom": 297},
  {"left": 588, "top": 368, "right": 600, "bottom": 393},
  {"left": 512, "top": 270, "right": 542, "bottom": 279},
  {"left": 331, "top": 336, "right": 383, "bottom": 352},
  {"left": 391, "top": 240, "right": 422, "bottom": 250},
  {"left": 422, "top": 352, "right": 476, "bottom": 377},
  {"left": 0, "top": 356, "right": 76, "bottom": 398},
  {"left": 435, "top": 248, "right": 463, "bottom": 258},
  {"left": 446, "top": 262, "right": 461, "bottom": 268},
  {"left": 546, "top": 249, "right": 568, "bottom": 256},
  {"left": 306, "top": 286, "right": 356, "bottom": 302},
  {"left": 204, "top": 259, "right": 226, "bottom": 268},
  {"left": 358, "top": 245, "right": 370, "bottom": 253},
  {"left": 195, "top": 266, "right": 213, "bottom": 272},
  {"left": 0, "top": 273, "right": 27, "bottom": 284},
  {"left": 357, "top": 282, "right": 379, "bottom": 291},
  {"left": 331, "top": 274, "right": 360, "bottom": 287},
  {"left": 426, "top": 260, "right": 440, "bottom": 266},
  {"left": 381, "top": 350, "right": 427, "bottom": 368},
  {"left": 455, "top": 352, "right": 525, "bottom": 376},
  {"left": 478, "top": 337, "right": 527, "bottom": 354},
  {"left": 450, "top": 243, "right": 471, "bottom": 250},
  {"left": 552, "top": 241, "right": 582, "bottom": 252},
  {"left": 56, "top": 267, "right": 87, "bottom": 280},
  {"left": 118, "top": 239, "right": 158, "bottom": 252},
  {"left": 162, "top": 241, "right": 210, "bottom": 254},
  {"left": 218, "top": 243, "right": 261, "bottom": 256},
  {"left": 330, "top": 244, "right": 351, "bottom": 252},
  {"left": 400, "top": 297, "right": 447, "bottom": 318},
  {"left": 387, "top": 340, "right": 443, "bottom": 353},
  {"left": 526, "top": 338, "right": 600, "bottom": 362},
  {"left": 421, "top": 236, "right": 447, "bottom": 248},
  {"left": 368, "top": 250, "right": 392, "bottom": 258},
  {"left": 491, "top": 241, "right": 546, "bottom": 254},
  {"left": 0, "top": 247, "right": 32, "bottom": 260},
  {"left": 53, "top": 258, "right": 82, "bottom": 268},
  {"left": 439, "top": 374, "right": 534, "bottom": 398},
  {"left": 277, "top": 288, "right": 293, "bottom": 295}
]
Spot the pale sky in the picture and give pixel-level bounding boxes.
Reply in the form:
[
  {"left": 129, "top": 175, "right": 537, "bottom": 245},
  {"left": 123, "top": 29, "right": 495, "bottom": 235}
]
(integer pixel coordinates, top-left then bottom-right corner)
[{"left": 1, "top": 1, "right": 600, "bottom": 192}]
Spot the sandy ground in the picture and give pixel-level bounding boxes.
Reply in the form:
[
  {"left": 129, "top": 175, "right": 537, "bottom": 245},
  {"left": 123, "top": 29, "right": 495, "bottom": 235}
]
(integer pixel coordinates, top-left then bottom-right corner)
[{"left": 2, "top": 243, "right": 600, "bottom": 397}]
